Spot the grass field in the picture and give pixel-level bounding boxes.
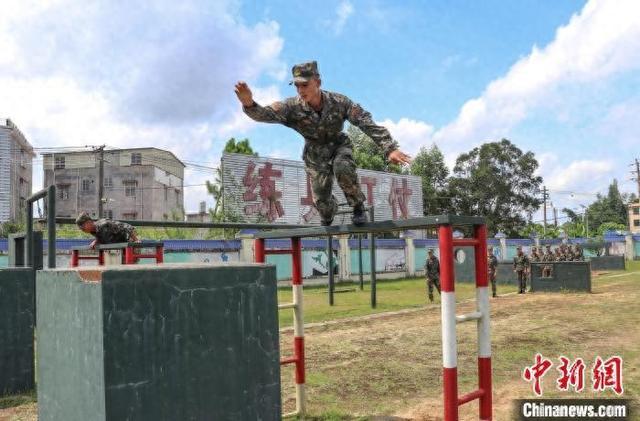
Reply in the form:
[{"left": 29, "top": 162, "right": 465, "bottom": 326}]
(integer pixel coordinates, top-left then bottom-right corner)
[{"left": 1, "top": 264, "right": 638, "bottom": 421}]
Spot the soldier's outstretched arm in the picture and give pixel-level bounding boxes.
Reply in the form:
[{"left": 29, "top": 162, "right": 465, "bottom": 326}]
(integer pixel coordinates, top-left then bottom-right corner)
[
  {"left": 235, "top": 81, "right": 289, "bottom": 124},
  {"left": 345, "top": 99, "right": 411, "bottom": 165}
]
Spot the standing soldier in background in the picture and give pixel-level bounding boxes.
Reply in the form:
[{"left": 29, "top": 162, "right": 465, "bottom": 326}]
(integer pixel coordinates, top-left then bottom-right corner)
[
  {"left": 487, "top": 246, "right": 499, "bottom": 298},
  {"left": 513, "top": 246, "right": 530, "bottom": 294},
  {"left": 235, "top": 61, "right": 411, "bottom": 226},
  {"left": 542, "top": 244, "right": 554, "bottom": 277},
  {"left": 574, "top": 243, "right": 584, "bottom": 261},
  {"left": 425, "top": 249, "right": 441, "bottom": 303}
]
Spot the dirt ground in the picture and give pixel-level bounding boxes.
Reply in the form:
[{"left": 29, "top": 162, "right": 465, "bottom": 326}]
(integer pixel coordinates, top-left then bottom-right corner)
[{"left": 2, "top": 272, "right": 638, "bottom": 421}]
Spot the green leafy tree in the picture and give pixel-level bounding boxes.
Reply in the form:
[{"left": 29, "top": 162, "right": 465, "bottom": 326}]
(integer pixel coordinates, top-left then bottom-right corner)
[
  {"left": 206, "top": 137, "right": 257, "bottom": 227},
  {"left": 448, "top": 139, "right": 543, "bottom": 236},
  {"left": 409, "top": 145, "right": 449, "bottom": 215},
  {"left": 585, "top": 180, "right": 628, "bottom": 233},
  {"left": 347, "top": 125, "right": 402, "bottom": 174},
  {"left": 223, "top": 137, "right": 258, "bottom": 156}
]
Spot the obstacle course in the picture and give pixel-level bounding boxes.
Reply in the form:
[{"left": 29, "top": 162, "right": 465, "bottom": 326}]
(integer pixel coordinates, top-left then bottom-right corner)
[{"left": 254, "top": 215, "right": 492, "bottom": 421}]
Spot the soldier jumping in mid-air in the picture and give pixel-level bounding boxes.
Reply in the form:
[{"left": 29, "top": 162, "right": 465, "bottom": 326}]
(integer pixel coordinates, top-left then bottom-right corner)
[{"left": 235, "top": 61, "right": 411, "bottom": 226}]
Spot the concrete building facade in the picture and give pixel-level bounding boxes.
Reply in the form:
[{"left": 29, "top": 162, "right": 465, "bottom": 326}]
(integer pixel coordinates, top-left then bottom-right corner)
[
  {"left": 0, "top": 119, "right": 35, "bottom": 223},
  {"left": 629, "top": 201, "right": 640, "bottom": 234},
  {"left": 43, "top": 148, "right": 185, "bottom": 220}
]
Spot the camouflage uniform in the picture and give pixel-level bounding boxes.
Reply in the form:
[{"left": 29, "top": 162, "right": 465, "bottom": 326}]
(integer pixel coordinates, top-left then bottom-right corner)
[
  {"left": 487, "top": 248, "right": 499, "bottom": 297},
  {"left": 92, "top": 219, "right": 136, "bottom": 244},
  {"left": 425, "top": 251, "right": 441, "bottom": 302},
  {"left": 243, "top": 62, "right": 398, "bottom": 224},
  {"left": 542, "top": 245, "right": 554, "bottom": 277},
  {"left": 513, "top": 248, "right": 530, "bottom": 293},
  {"left": 574, "top": 244, "right": 584, "bottom": 261}
]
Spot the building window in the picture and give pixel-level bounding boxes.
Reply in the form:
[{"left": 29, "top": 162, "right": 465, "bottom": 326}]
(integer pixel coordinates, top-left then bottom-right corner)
[
  {"left": 81, "top": 179, "right": 91, "bottom": 192},
  {"left": 634, "top": 220, "right": 640, "bottom": 227},
  {"left": 634, "top": 207, "right": 640, "bottom": 215},
  {"left": 20, "top": 149, "right": 26, "bottom": 168},
  {"left": 164, "top": 186, "right": 169, "bottom": 201},
  {"left": 175, "top": 189, "right": 181, "bottom": 206},
  {"left": 57, "top": 185, "right": 70, "bottom": 200},
  {"left": 104, "top": 210, "right": 113, "bottom": 219},
  {"left": 54, "top": 156, "right": 65, "bottom": 170},
  {"left": 124, "top": 180, "right": 137, "bottom": 197},
  {"left": 104, "top": 177, "right": 113, "bottom": 188},
  {"left": 122, "top": 212, "right": 137, "bottom": 220},
  {"left": 131, "top": 153, "right": 142, "bottom": 166}
]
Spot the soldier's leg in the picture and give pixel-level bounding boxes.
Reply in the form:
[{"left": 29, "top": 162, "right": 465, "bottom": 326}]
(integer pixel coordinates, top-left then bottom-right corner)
[
  {"left": 333, "top": 145, "right": 366, "bottom": 209},
  {"left": 434, "top": 276, "right": 441, "bottom": 295},
  {"left": 518, "top": 271, "right": 524, "bottom": 293},
  {"left": 427, "top": 277, "right": 434, "bottom": 302},
  {"left": 491, "top": 274, "right": 497, "bottom": 297},
  {"left": 305, "top": 165, "right": 338, "bottom": 224}
]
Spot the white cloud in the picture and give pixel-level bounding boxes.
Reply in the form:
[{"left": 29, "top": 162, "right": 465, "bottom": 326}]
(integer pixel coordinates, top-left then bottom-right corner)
[
  {"left": 546, "top": 159, "right": 614, "bottom": 192},
  {"left": 326, "top": 1, "right": 354, "bottom": 35},
  {"left": 377, "top": 117, "right": 434, "bottom": 156},
  {"left": 0, "top": 0, "right": 286, "bottom": 211},
  {"left": 433, "top": 0, "right": 640, "bottom": 147}
]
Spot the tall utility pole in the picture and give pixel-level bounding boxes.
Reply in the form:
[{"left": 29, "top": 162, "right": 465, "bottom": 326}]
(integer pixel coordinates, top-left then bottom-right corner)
[
  {"left": 632, "top": 158, "right": 640, "bottom": 199},
  {"left": 553, "top": 206, "right": 558, "bottom": 227},
  {"left": 93, "top": 145, "right": 106, "bottom": 218},
  {"left": 541, "top": 186, "right": 549, "bottom": 237}
]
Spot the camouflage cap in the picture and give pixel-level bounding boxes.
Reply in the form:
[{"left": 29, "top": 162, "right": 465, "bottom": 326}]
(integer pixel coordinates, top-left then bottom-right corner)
[
  {"left": 75, "top": 212, "right": 92, "bottom": 227},
  {"left": 427, "top": 248, "right": 434, "bottom": 254},
  {"left": 289, "top": 61, "right": 320, "bottom": 85}
]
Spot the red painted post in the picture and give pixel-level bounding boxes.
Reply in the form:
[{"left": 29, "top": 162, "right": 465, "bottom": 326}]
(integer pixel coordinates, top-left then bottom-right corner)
[
  {"left": 290, "top": 236, "right": 306, "bottom": 414},
  {"left": 254, "top": 239, "right": 266, "bottom": 263},
  {"left": 124, "top": 246, "right": 135, "bottom": 264},
  {"left": 474, "top": 224, "right": 492, "bottom": 420},
  {"left": 438, "top": 224, "right": 457, "bottom": 421},
  {"left": 71, "top": 250, "right": 79, "bottom": 267},
  {"left": 98, "top": 250, "right": 105, "bottom": 266},
  {"left": 156, "top": 245, "right": 164, "bottom": 263}
]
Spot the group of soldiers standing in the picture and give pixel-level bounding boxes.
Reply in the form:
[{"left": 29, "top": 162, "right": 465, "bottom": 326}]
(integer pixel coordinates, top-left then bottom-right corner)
[
  {"left": 425, "top": 242, "right": 586, "bottom": 302},
  {"left": 512, "top": 243, "right": 585, "bottom": 293}
]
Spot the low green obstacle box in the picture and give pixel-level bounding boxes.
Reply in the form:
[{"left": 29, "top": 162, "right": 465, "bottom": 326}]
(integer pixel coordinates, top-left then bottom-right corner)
[
  {"left": 589, "top": 255, "right": 625, "bottom": 271},
  {"left": 36, "top": 263, "right": 281, "bottom": 421},
  {"left": 530, "top": 262, "right": 591, "bottom": 292},
  {"left": 0, "top": 268, "right": 35, "bottom": 395}
]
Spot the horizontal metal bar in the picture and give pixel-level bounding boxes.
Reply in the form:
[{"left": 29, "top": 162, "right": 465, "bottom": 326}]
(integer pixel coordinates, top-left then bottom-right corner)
[
  {"left": 278, "top": 302, "right": 296, "bottom": 310},
  {"left": 77, "top": 256, "right": 100, "bottom": 260},
  {"left": 133, "top": 254, "right": 158, "bottom": 259},
  {"left": 27, "top": 188, "right": 49, "bottom": 203},
  {"left": 39, "top": 217, "right": 312, "bottom": 230},
  {"left": 254, "top": 215, "right": 485, "bottom": 239},
  {"left": 455, "top": 311, "right": 482, "bottom": 323},
  {"left": 280, "top": 357, "right": 298, "bottom": 365},
  {"left": 265, "top": 249, "right": 293, "bottom": 255},
  {"left": 458, "top": 389, "right": 485, "bottom": 406},
  {"left": 452, "top": 239, "right": 479, "bottom": 247}
]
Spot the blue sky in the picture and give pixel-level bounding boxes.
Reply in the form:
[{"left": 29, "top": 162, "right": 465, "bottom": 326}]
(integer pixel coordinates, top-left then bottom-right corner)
[{"left": 1, "top": 0, "right": 638, "bottom": 221}]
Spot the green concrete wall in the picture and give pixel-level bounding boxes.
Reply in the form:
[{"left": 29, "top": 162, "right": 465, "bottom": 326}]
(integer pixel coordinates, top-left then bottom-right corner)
[
  {"left": 0, "top": 268, "right": 35, "bottom": 395},
  {"left": 37, "top": 263, "right": 281, "bottom": 421},
  {"left": 530, "top": 262, "right": 591, "bottom": 292}
]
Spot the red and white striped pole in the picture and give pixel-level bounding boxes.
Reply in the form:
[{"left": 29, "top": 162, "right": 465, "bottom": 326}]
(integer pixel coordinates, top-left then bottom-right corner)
[
  {"left": 438, "top": 224, "right": 458, "bottom": 421},
  {"left": 291, "top": 237, "right": 306, "bottom": 415},
  {"left": 474, "top": 224, "right": 492, "bottom": 420}
]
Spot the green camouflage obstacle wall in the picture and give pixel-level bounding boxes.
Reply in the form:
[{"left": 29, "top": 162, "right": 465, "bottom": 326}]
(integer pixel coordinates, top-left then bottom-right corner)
[
  {"left": 0, "top": 268, "right": 35, "bottom": 395},
  {"left": 37, "top": 263, "right": 281, "bottom": 421},
  {"left": 530, "top": 262, "right": 591, "bottom": 292}
]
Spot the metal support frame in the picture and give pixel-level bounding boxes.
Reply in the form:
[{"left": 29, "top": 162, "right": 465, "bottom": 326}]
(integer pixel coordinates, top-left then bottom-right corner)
[
  {"left": 439, "top": 224, "right": 492, "bottom": 421},
  {"left": 255, "top": 237, "right": 306, "bottom": 418},
  {"left": 253, "top": 214, "right": 492, "bottom": 421},
  {"left": 26, "top": 185, "right": 56, "bottom": 269}
]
